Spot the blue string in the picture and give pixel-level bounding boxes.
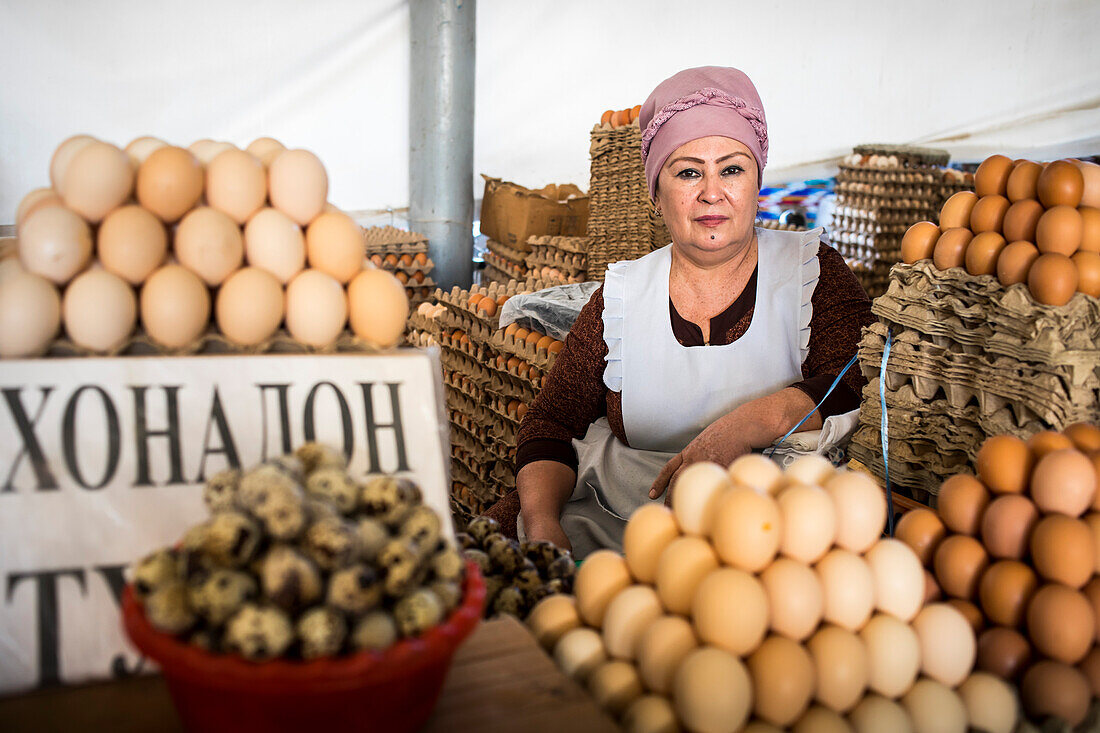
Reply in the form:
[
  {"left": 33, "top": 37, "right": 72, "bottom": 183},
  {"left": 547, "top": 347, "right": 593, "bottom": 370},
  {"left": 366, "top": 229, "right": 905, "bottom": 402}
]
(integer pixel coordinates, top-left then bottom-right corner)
[
  {"left": 764, "top": 353, "right": 860, "bottom": 459},
  {"left": 880, "top": 328, "right": 895, "bottom": 536}
]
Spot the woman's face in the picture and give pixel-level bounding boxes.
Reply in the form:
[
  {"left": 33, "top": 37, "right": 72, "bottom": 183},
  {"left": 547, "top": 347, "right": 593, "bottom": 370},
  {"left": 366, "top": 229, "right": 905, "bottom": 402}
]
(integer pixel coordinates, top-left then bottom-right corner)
[{"left": 655, "top": 136, "right": 759, "bottom": 259}]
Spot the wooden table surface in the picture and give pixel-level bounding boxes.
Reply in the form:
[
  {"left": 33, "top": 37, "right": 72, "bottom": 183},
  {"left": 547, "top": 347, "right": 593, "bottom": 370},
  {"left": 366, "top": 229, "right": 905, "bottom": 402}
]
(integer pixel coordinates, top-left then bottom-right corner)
[{"left": 0, "top": 616, "right": 619, "bottom": 733}]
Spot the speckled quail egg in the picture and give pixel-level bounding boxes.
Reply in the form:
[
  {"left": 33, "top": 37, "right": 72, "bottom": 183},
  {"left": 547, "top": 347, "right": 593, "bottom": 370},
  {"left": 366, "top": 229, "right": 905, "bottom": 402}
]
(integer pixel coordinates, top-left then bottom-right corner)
[
  {"left": 130, "top": 548, "right": 181, "bottom": 598},
  {"left": 359, "top": 476, "right": 421, "bottom": 527},
  {"left": 466, "top": 516, "right": 500, "bottom": 545},
  {"left": 327, "top": 564, "right": 384, "bottom": 615},
  {"left": 295, "top": 441, "right": 346, "bottom": 475},
  {"left": 237, "top": 464, "right": 301, "bottom": 511},
  {"left": 224, "top": 604, "right": 294, "bottom": 662},
  {"left": 356, "top": 517, "right": 391, "bottom": 563},
  {"left": 493, "top": 585, "right": 528, "bottom": 617},
  {"left": 297, "top": 606, "right": 347, "bottom": 659},
  {"left": 463, "top": 549, "right": 492, "bottom": 577},
  {"left": 301, "top": 515, "right": 359, "bottom": 572},
  {"left": 304, "top": 468, "right": 359, "bottom": 515},
  {"left": 201, "top": 510, "right": 263, "bottom": 568},
  {"left": 524, "top": 540, "right": 561, "bottom": 571},
  {"left": 394, "top": 588, "right": 445, "bottom": 637},
  {"left": 351, "top": 610, "right": 398, "bottom": 651},
  {"left": 456, "top": 532, "right": 477, "bottom": 550},
  {"left": 259, "top": 545, "right": 323, "bottom": 612},
  {"left": 144, "top": 580, "right": 197, "bottom": 634},
  {"left": 547, "top": 556, "right": 576, "bottom": 583},
  {"left": 399, "top": 505, "right": 443, "bottom": 554},
  {"left": 430, "top": 547, "right": 466, "bottom": 583},
  {"left": 490, "top": 539, "right": 527, "bottom": 576},
  {"left": 203, "top": 469, "right": 241, "bottom": 513},
  {"left": 188, "top": 569, "right": 257, "bottom": 625},
  {"left": 430, "top": 580, "right": 462, "bottom": 613}
]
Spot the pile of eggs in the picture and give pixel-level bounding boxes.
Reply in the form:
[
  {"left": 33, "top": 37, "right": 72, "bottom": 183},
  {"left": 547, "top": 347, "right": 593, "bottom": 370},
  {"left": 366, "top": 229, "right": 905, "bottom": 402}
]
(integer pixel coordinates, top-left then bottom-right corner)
[
  {"left": 599, "top": 106, "right": 641, "bottom": 128},
  {"left": 900, "top": 155, "right": 1100, "bottom": 305},
  {"left": 1, "top": 135, "right": 409, "bottom": 358},
  {"left": 528, "top": 455, "right": 1016, "bottom": 733},
  {"left": 896, "top": 423, "right": 1100, "bottom": 728}
]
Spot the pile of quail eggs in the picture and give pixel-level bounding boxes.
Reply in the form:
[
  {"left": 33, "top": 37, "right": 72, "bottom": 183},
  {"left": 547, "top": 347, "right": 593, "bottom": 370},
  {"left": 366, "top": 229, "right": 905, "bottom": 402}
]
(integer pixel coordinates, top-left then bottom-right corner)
[{"left": 129, "top": 443, "right": 466, "bottom": 662}]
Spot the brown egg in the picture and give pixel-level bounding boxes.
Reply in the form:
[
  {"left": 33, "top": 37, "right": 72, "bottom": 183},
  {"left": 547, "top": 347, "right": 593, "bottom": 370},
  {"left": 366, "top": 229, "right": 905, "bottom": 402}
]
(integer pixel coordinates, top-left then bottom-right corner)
[
  {"left": 1030, "top": 515, "right": 1094, "bottom": 588},
  {"left": 900, "top": 222, "right": 940, "bottom": 264},
  {"left": 0, "top": 272, "right": 61, "bottom": 358},
  {"left": 285, "top": 269, "right": 347, "bottom": 347},
  {"left": 189, "top": 140, "right": 234, "bottom": 165},
  {"left": 124, "top": 136, "right": 167, "bottom": 167},
  {"left": 97, "top": 205, "right": 168, "bottom": 284},
  {"left": 933, "top": 535, "right": 989, "bottom": 600},
  {"left": 976, "top": 435, "right": 1033, "bottom": 494},
  {"left": 1026, "top": 584, "right": 1095, "bottom": 664},
  {"left": 536, "top": 335, "right": 555, "bottom": 352},
  {"left": 174, "top": 207, "right": 244, "bottom": 286},
  {"left": 136, "top": 146, "right": 204, "bottom": 223},
  {"left": 978, "top": 561, "right": 1037, "bottom": 627},
  {"left": 347, "top": 268, "right": 409, "bottom": 348},
  {"left": 268, "top": 149, "right": 328, "bottom": 225},
  {"left": 206, "top": 149, "right": 267, "bottom": 224},
  {"left": 1021, "top": 660, "right": 1091, "bottom": 727},
  {"left": 933, "top": 228, "right": 972, "bottom": 271},
  {"left": 1030, "top": 448, "right": 1096, "bottom": 517},
  {"left": 748, "top": 636, "right": 816, "bottom": 726},
  {"left": 1006, "top": 160, "right": 1042, "bottom": 202},
  {"left": 1027, "top": 430, "right": 1074, "bottom": 458},
  {"left": 976, "top": 627, "right": 1031, "bottom": 681},
  {"left": 937, "top": 474, "right": 990, "bottom": 535},
  {"left": 243, "top": 208, "right": 305, "bottom": 283},
  {"left": 981, "top": 494, "right": 1039, "bottom": 560},
  {"left": 477, "top": 298, "right": 498, "bottom": 318},
  {"left": 1078, "top": 646, "right": 1100, "bottom": 697},
  {"left": 964, "top": 232, "right": 1006, "bottom": 276},
  {"left": 15, "top": 188, "right": 63, "bottom": 229},
  {"left": 1037, "top": 160, "right": 1084, "bottom": 208},
  {"left": 924, "top": 570, "right": 943, "bottom": 603},
  {"left": 49, "top": 135, "right": 97, "bottom": 190},
  {"left": 1084, "top": 578, "right": 1100, "bottom": 644},
  {"left": 305, "top": 211, "right": 365, "bottom": 284},
  {"left": 975, "top": 155, "right": 1014, "bottom": 197},
  {"left": 1065, "top": 423, "right": 1100, "bottom": 452},
  {"left": 62, "top": 268, "right": 137, "bottom": 353},
  {"left": 17, "top": 205, "right": 93, "bottom": 284},
  {"left": 1074, "top": 251, "right": 1100, "bottom": 297},
  {"left": 58, "top": 141, "right": 134, "bottom": 223},
  {"left": 1001, "top": 199, "right": 1043, "bottom": 242},
  {"left": 996, "top": 240, "right": 1040, "bottom": 286},
  {"left": 1028, "top": 252, "right": 1078, "bottom": 306},
  {"left": 969, "top": 195, "right": 1010, "bottom": 234},
  {"left": 1035, "top": 205, "right": 1083, "bottom": 256},
  {"left": 524, "top": 331, "right": 542, "bottom": 348},
  {"left": 895, "top": 508, "right": 946, "bottom": 566},
  {"left": 1078, "top": 206, "right": 1100, "bottom": 254},
  {"left": 1072, "top": 159, "right": 1100, "bottom": 208},
  {"left": 215, "top": 267, "right": 283, "bottom": 346},
  {"left": 245, "top": 137, "right": 286, "bottom": 167},
  {"left": 939, "top": 191, "right": 978, "bottom": 229},
  {"left": 140, "top": 264, "right": 211, "bottom": 348}
]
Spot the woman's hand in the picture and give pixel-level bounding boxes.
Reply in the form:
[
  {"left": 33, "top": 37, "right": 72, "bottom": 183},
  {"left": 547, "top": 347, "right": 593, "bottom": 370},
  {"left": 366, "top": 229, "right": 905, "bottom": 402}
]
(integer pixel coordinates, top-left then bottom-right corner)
[
  {"left": 523, "top": 514, "right": 573, "bottom": 553},
  {"left": 649, "top": 411, "right": 753, "bottom": 504},
  {"left": 648, "top": 387, "right": 823, "bottom": 504}
]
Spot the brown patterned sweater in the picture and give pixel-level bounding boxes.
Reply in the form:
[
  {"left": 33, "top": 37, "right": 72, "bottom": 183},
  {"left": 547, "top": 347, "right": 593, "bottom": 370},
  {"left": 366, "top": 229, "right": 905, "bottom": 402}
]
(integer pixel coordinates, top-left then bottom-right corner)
[{"left": 513, "top": 242, "right": 875, "bottom": 473}]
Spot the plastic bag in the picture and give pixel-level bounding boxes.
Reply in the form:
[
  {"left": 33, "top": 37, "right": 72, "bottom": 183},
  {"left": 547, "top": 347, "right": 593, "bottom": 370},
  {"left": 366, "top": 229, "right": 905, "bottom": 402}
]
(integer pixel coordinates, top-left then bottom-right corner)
[{"left": 498, "top": 282, "right": 601, "bottom": 341}]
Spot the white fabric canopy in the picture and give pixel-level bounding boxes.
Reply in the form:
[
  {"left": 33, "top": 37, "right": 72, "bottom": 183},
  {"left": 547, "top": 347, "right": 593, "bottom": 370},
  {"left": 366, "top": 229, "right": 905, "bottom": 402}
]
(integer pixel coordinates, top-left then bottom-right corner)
[{"left": 2, "top": 0, "right": 1098, "bottom": 223}]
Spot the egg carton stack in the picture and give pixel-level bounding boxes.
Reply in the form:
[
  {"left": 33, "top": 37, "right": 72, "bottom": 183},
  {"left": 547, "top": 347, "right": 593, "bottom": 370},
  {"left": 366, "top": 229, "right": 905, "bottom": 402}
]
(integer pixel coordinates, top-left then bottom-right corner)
[
  {"left": 523, "top": 235, "right": 590, "bottom": 286},
  {"left": 433, "top": 281, "right": 556, "bottom": 522},
  {"left": 831, "top": 144, "right": 972, "bottom": 298},
  {"left": 849, "top": 156, "right": 1100, "bottom": 500},
  {"left": 894, "top": 425, "right": 1100, "bottom": 731},
  {"left": 362, "top": 226, "right": 436, "bottom": 307},
  {"left": 3, "top": 134, "right": 410, "bottom": 360},
  {"left": 755, "top": 219, "right": 808, "bottom": 233},
  {"left": 483, "top": 238, "right": 530, "bottom": 286},
  {"left": 586, "top": 115, "right": 670, "bottom": 282},
  {"left": 528, "top": 455, "right": 1014, "bottom": 733},
  {"left": 405, "top": 301, "right": 446, "bottom": 349}
]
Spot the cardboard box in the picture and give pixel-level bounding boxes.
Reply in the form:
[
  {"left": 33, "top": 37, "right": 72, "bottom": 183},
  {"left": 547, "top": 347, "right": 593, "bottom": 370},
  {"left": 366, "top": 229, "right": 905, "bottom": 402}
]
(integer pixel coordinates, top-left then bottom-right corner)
[{"left": 479, "top": 176, "right": 589, "bottom": 252}]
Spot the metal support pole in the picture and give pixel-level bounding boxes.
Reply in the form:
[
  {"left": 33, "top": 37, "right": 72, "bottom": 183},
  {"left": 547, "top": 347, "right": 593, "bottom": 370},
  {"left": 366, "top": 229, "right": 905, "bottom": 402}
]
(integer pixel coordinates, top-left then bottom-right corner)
[{"left": 409, "top": 0, "right": 475, "bottom": 290}]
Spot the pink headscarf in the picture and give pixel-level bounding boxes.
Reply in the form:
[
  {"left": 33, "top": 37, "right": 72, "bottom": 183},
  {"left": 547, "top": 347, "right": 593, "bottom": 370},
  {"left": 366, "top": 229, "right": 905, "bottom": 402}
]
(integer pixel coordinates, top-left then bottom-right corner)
[{"left": 640, "top": 66, "right": 769, "bottom": 200}]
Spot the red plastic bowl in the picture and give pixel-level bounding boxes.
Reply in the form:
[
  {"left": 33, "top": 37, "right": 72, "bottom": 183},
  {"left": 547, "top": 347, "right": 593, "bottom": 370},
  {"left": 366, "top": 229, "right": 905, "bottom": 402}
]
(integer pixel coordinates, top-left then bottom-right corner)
[{"left": 122, "top": 561, "right": 485, "bottom": 733}]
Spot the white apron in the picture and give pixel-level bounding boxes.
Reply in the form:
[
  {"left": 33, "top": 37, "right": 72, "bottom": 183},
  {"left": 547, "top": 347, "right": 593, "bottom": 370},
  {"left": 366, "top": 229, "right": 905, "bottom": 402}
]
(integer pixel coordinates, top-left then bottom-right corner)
[{"left": 544, "top": 227, "right": 823, "bottom": 559}]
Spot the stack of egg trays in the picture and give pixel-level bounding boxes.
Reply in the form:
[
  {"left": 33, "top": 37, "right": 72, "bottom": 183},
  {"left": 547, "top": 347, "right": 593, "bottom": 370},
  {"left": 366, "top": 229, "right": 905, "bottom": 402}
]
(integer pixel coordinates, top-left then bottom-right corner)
[
  {"left": 586, "top": 121, "right": 669, "bottom": 281},
  {"left": 830, "top": 144, "right": 972, "bottom": 298},
  {"left": 362, "top": 226, "right": 437, "bottom": 306},
  {"left": 850, "top": 261, "right": 1100, "bottom": 500},
  {"left": 484, "top": 238, "right": 529, "bottom": 286},
  {"left": 525, "top": 235, "right": 589, "bottom": 285}
]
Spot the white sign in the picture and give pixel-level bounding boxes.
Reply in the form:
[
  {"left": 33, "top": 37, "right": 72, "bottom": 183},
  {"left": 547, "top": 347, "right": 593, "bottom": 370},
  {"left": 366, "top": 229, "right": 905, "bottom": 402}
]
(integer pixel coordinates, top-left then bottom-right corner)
[{"left": 0, "top": 349, "right": 450, "bottom": 694}]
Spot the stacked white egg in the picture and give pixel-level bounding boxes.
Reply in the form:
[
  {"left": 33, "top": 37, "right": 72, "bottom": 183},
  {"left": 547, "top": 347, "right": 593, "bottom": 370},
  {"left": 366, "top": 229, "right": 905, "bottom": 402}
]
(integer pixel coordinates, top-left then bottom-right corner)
[
  {"left": 528, "top": 455, "right": 1018, "bottom": 733},
  {"left": 1, "top": 135, "right": 408, "bottom": 358}
]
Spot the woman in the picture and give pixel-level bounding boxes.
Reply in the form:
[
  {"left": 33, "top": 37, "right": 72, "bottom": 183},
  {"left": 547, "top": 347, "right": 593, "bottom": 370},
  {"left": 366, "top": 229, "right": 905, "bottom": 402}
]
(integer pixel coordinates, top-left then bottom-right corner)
[{"left": 488, "top": 66, "right": 874, "bottom": 558}]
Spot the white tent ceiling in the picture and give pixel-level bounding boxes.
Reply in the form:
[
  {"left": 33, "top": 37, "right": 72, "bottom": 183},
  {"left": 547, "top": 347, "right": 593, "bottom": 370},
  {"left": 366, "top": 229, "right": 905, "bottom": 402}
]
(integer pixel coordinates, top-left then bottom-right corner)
[{"left": 2, "top": 0, "right": 1098, "bottom": 223}]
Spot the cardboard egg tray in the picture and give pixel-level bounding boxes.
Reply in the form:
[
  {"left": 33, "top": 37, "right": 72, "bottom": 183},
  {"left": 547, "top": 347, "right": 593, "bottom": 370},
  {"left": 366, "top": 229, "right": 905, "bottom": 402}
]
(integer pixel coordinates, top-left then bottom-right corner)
[
  {"left": 526, "top": 234, "right": 592, "bottom": 255},
  {"left": 848, "top": 144, "right": 952, "bottom": 167},
  {"left": 362, "top": 225, "right": 429, "bottom": 252},
  {"left": 525, "top": 248, "right": 587, "bottom": 276},
  {"left": 436, "top": 280, "right": 537, "bottom": 333},
  {"left": 483, "top": 250, "right": 528, "bottom": 281},
  {"left": 405, "top": 328, "right": 436, "bottom": 349},
  {"left": 490, "top": 328, "right": 562, "bottom": 373},
  {"left": 485, "top": 238, "right": 531, "bottom": 268}
]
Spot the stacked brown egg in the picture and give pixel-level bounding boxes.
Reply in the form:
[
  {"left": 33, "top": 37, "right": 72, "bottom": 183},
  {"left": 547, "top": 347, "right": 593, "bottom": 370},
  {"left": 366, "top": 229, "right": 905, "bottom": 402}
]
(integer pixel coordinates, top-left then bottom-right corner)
[
  {"left": 2, "top": 135, "right": 408, "bottom": 359},
  {"left": 529, "top": 455, "right": 1017, "bottom": 733},
  {"left": 901, "top": 155, "right": 1100, "bottom": 306},
  {"left": 896, "top": 423, "right": 1100, "bottom": 729},
  {"left": 599, "top": 106, "right": 641, "bottom": 129}
]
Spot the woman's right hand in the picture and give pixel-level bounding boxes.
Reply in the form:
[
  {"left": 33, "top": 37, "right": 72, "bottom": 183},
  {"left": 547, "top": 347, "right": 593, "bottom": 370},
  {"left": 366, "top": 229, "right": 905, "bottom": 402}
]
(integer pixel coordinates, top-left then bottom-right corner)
[{"left": 523, "top": 514, "right": 573, "bottom": 553}]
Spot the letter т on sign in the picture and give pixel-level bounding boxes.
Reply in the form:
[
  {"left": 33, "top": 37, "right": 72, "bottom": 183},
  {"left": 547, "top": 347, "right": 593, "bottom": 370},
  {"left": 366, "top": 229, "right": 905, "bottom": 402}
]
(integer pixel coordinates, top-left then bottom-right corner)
[{"left": 0, "top": 351, "right": 450, "bottom": 693}]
